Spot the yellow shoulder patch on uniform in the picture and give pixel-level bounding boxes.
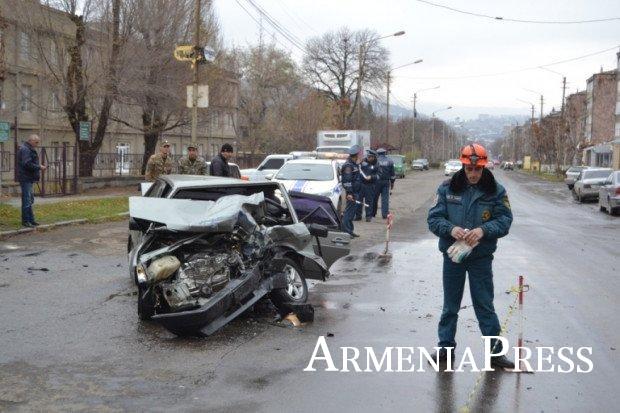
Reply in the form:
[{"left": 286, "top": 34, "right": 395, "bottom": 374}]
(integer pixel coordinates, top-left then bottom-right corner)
[
  {"left": 502, "top": 196, "right": 511, "bottom": 210},
  {"left": 482, "top": 210, "right": 491, "bottom": 221}
]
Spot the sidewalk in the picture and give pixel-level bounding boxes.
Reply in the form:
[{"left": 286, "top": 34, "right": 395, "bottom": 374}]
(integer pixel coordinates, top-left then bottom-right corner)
[{"left": 0, "top": 185, "right": 139, "bottom": 207}]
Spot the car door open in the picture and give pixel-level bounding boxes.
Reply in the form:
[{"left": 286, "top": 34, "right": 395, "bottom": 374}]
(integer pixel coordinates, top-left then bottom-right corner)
[{"left": 287, "top": 191, "right": 351, "bottom": 268}]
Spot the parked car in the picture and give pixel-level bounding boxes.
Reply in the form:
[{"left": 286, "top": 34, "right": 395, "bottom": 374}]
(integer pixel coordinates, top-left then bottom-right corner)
[
  {"left": 411, "top": 158, "right": 429, "bottom": 171},
  {"left": 241, "top": 154, "right": 294, "bottom": 181},
  {"left": 565, "top": 166, "right": 588, "bottom": 190},
  {"left": 271, "top": 159, "right": 346, "bottom": 214},
  {"left": 501, "top": 161, "right": 514, "bottom": 170},
  {"left": 128, "top": 175, "right": 351, "bottom": 336},
  {"left": 598, "top": 170, "right": 620, "bottom": 215},
  {"left": 388, "top": 154, "right": 406, "bottom": 178},
  {"left": 572, "top": 168, "right": 613, "bottom": 202},
  {"left": 444, "top": 159, "right": 462, "bottom": 176}
]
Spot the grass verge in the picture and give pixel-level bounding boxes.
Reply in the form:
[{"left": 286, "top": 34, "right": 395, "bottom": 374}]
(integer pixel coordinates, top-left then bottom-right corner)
[
  {"left": 0, "top": 196, "right": 129, "bottom": 232},
  {"left": 519, "top": 169, "right": 565, "bottom": 183}
]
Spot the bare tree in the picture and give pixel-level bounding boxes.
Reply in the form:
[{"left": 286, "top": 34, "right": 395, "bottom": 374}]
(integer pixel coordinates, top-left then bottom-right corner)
[
  {"left": 110, "top": 0, "right": 223, "bottom": 172},
  {"left": 303, "top": 27, "right": 389, "bottom": 129},
  {"left": 11, "top": 0, "right": 130, "bottom": 176}
]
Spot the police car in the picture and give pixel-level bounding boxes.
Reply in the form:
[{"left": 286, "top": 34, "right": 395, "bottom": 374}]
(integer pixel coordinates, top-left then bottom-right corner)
[{"left": 271, "top": 159, "right": 346, "bottom": 213}]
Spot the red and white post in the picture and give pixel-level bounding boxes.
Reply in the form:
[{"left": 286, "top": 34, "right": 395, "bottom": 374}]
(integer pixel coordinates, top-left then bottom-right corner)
[{"left": 517, "top": 275, "right": 525, "bottom": 371}]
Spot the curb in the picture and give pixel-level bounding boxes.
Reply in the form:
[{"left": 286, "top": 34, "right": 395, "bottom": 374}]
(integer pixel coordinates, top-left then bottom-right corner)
[{"left": 0, "top": 212, "right": 129, "bottom": 240}]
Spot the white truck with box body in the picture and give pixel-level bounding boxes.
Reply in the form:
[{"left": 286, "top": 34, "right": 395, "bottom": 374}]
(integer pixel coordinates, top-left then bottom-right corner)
[{"left": 316, "top": 130, "right": 371, "bottom": 158}]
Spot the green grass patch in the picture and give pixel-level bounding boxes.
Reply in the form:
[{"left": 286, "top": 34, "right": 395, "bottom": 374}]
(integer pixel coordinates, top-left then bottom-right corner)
[
  {"left": 520, "top": 170, "right": 564, "bottom": 183},
  {"left": 0, "top": 196, "right": 128, "bottom": 232}
]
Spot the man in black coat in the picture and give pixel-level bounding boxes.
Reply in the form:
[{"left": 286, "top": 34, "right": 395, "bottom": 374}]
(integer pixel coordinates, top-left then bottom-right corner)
[
  {"left": 209, "top": 143, "right": 234, "bottom": 177},
  {"left": 17, "top": 135, "right": 47, "bottom": 227}
]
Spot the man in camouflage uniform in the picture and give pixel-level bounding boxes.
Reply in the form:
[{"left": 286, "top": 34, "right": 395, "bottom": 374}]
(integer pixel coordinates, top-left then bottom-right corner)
[
  {"left": 145, "top": 140, "right": 173, "bottom": 181},
  {"left": 178, "top": 144, "right": 206, "bottom": 175}
]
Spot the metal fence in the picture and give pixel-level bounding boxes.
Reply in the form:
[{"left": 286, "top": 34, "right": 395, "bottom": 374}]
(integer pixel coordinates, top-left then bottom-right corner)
[
  {"left": 39, "top": 144, "right": 78, "bottom": 196},
  {"left": 1, "top": 150, "right": 267, "bottom": 186}
]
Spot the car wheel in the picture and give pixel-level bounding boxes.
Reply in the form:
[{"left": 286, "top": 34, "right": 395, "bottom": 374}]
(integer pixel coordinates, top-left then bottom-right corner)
[
  {"left": 137, "top": 284, "right": 156, "bottom": 321},
  {"left": 270, "top": 257, "right": 308, "bottom": 308},
  {"left": 568, "top": 184, "right": 574, "bottom": 190},
  {"left": 600, "top": 204, "right": 606, "bottom": 212},
  {"left": 611, "top": 207, "right": 619, "bottom": 216}
]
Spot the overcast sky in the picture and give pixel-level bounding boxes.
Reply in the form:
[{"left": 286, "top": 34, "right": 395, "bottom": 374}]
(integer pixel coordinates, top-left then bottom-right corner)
[{"left": 214, "top": 0, "right": 620, "bottom": 120}]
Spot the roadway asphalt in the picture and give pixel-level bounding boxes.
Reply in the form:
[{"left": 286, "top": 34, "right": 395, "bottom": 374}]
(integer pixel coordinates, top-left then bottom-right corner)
[{"left": 0, "top": 169, "right": 618, "bottom": 412}]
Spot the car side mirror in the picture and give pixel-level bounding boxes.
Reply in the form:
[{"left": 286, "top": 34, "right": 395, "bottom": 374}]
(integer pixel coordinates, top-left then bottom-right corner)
[{"left": 307, "top": 223, "right": 328, "bottom": 238}]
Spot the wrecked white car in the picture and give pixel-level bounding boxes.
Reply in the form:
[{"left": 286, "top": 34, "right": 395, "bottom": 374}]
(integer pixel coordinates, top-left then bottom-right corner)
[{"left": 128, "top": 175, "right": 351, "bottom": 336}]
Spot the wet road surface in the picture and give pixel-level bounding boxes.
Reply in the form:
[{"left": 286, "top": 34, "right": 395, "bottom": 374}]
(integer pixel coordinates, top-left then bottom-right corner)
[{"left": 0, "top": 170, "right": 618, "bottom": 412}]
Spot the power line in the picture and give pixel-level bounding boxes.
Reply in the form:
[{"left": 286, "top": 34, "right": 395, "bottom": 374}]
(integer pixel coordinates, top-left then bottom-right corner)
[
  {"left": 414, "top": 0, "right": 620, "bottom": 24},
  {"left": 242, "top": 0, "right": 306, "bottom": 52},
  {"left": 397, "top": 45, "right": 619, "bottom": 80},
  {"left": 274, "top": 0, "right": 319, "bottom": 34},
  {"left": 234, "top": 0, "right": 297, "bottom": 52}
]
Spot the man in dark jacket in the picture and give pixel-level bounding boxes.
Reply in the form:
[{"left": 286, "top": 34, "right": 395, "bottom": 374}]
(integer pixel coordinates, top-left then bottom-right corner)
[
  {"left": 17, "top": 135, "right": 47, "bottom": 227},
  {"left": 356, "top": 149, "right": 380, "bottom": 222},
  {"left": 340, "top": 145, "right": 362, "bottom": 237},
  {"left": 375, "top": 148, "right": 395, "bottom": 219},
  {"left": 209, "top": 143, "right": 234, "bottom": 177},
  {"left": 427, "top": 143, "right": 514, "bottom": 369}
]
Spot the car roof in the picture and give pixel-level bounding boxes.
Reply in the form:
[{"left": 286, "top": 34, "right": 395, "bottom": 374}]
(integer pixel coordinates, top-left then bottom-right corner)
[
  {"left": 282, "top": 159, "right": 335, "bottom": 165},
  {"left": 264, "top": 154, "right": 293, "bottom": 159},
  {"left": 159, "top": 174, "right": 276, "bottom": 188}
]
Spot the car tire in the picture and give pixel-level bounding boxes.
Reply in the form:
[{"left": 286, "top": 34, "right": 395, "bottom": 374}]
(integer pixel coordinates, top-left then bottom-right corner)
[
  {"left": 270, "top": 257, "right": 308, "bottom": 309},
  {"left": 600, "top": 204, "right": 606, "bottom": 212},
  {"left": 137, "top": 284, "right": 156, "bottom": 321}
]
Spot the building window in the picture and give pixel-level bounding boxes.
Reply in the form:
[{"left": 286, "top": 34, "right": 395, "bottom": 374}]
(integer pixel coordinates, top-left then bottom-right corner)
[
  {"left": 20, "top": 85, "right": 32, "bottom": 112},
  {"left": 19, "top": 31, "right": 31, "bottom": 62},
  {"left": 0, "top": 83, "right": 5, "bottom": 110},
  {"left": 51, "top": 91, "right": 61, "bottom": 111}
]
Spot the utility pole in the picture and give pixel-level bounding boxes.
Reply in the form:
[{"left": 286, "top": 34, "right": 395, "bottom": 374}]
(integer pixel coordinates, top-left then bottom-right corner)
[
  {"left": 411, "top": 93, "right": 417, "bottom": 157},
  {"left": 539, "top": 95, "right": 544, "bottom": 123},
  {"left": 356, "top": 43, "right": 364, "bottom": 129},
  {"left": 561, "top": 76, "right": 567, "bottom": 117},
  {"left": 431, "top": 116, "right": 435, "bottom": 162},
  {"left": 386, "top": 71, "right": 391, "bottom": 146},
  {"left": 441, "top": 121, "right": 445, "bottom": 161},
  {"left": 191, "top": 0, "right": 201, "bottom": 144}
]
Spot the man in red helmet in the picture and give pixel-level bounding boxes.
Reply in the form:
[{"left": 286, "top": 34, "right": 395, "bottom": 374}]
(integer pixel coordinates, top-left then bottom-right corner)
[{"left": 427, "top": 143, "right": 514, "bottom": 369}]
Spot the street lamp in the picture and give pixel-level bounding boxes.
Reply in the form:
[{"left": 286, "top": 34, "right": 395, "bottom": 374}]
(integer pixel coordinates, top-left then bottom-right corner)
[
  {"left": 356, "top": 30, "right": 406, "bottom": 128},
  {"left": 386, "top": 59, "right": 423, "bottom": 146},
  {"left": 411, "top": 85, "right": 440, "bottom": 157},
  {"left": 524, "top": 88, "right": 544, "bottom": 122},
  {"left": 431, "top": 106, "right": 452, "bottom": 161}
]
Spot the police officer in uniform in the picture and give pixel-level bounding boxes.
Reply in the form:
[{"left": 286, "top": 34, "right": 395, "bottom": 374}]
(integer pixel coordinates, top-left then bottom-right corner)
[
  {"left": 145, "top": 140, "right": 173, "bottom": 181},
  {"left": 341, "top": 145, "right": 362, "bottom": 237},
  {"left": 178, "top": 144, "right": 207, "bottom": 175},
  {"left": 375, "top": 148, "right": 395, "bottom": 219},
  {"left": 355, "top": 149, "right": 380, "bottom": 222},
  {"left": 427, "top": 143, "right": 515, "bottom": 369}
]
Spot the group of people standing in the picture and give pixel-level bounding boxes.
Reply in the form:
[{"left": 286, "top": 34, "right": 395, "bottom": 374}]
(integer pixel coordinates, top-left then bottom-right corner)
[
  {"left": 340, "top": 145, "right": 396, "bottom": 237},
  {"left": 145, "top": 141, "right": 234, "bottom": 181}
]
